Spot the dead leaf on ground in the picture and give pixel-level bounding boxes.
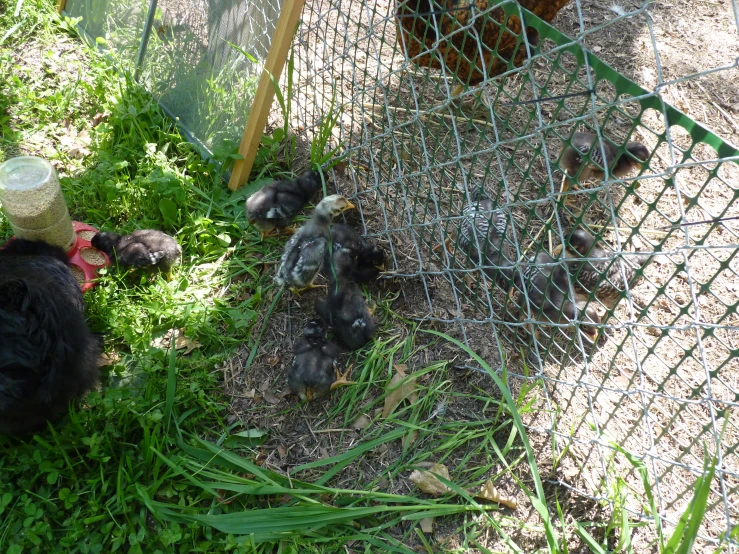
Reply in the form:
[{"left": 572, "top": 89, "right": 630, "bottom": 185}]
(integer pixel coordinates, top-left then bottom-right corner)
[
  {"left": 474, "top": 479, "right": 518, "bottom": 510},
  {"left": 351, "top": 414, "right": 372, "bottom": 430},
  {"left": 401, "top": 429, "right": 418, "bottom": 448},
  {"left": 277, "top": 444, "right": 288, "bottom": 460},
  {"left": 409, "top": 463, "right": 451, "bottom": 496},
  {"left": 381, "top": 365, "right": 419, "bottom": 418},
  {"left": 419, "top": 517, "right": 434, "bottom": 534},
  {"left": 98, "top": 351, "right": 120, "bottom": 367},
  {"left": 259, "top": 380, "right": 282, "bottom": 405},
  {"left": 151, "top": 328, "right": 202, "bottom": 355}
]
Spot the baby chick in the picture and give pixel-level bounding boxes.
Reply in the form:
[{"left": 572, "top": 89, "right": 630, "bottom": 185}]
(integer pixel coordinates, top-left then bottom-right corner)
[
  {"left": 288, "top": 320, "right": 352, "bottom": 402},
  {"left": 246, "top": 170, "right": 323, "bottom": 239},
  {"left": 512, "top": 251, "right": 601, "bottom": 344},
  {"left": 275, "top": 195, "right": 355, "bottom": 294},
  {"left": 559, "top": 131, "right": 650, "bottom": 207},
  {"left": 325, "top": 223, "right": 386, "bottom": 283},
  {"left": 455, "top": 187, "right": 514, "bottom": 290},
  {"left": 553, "top": 228, "right": 652, "bottom": 309},
  {"left": 91, "top": 230, "right": 182, "bottom": 276},
  {"left": 315, "top": 248, "right": 376, "bottom": 351}
]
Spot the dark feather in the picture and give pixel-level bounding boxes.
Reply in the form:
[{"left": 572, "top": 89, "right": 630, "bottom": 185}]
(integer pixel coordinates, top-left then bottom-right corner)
[
  {"left": 91, "top": 230, "right": 182, "bottom": 272},
  {"left": 0, "top": 239, "right": 99, "bottom": 436}
]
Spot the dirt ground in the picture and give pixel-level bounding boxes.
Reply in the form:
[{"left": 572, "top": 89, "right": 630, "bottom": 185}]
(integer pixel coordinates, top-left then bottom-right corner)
[{"left": 226, "top": 0, "right": 739, "bottom": 551}]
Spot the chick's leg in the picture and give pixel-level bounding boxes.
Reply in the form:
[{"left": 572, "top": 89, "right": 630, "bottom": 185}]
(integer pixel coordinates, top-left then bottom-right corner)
[{"left": 330, "top": 365, "right": 356, "bottom": 390}]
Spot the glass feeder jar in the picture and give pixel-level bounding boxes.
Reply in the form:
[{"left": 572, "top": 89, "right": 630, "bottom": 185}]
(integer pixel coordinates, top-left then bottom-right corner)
[{"left": 0, "top": 156, "right": 76, "bottom": 251}]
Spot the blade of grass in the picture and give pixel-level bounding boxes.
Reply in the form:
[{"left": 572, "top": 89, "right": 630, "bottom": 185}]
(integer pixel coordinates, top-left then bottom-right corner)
[{"left": 423, "top": 329, "right": 561, "bottom": 552}]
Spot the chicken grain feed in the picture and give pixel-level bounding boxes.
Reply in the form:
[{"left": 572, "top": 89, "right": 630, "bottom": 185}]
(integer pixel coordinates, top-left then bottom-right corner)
[
  {"left": 77, "top": 230, "right": 96, "bottom": 241},
  {"left": 0, "top": 156, "right": 75, "bottom": 250},
  {"left": 70, "top": 264, "right": 86, "bottom": 284},
  {"left": 79, "top": 247, "right": 106, "bottom": 266}
]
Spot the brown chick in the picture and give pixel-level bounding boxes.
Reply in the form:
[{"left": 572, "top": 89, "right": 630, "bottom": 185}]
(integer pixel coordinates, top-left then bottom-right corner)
[
  {"left": 396, "top": 0, "right": 570, "bottom": 96},
  {"left": 559, "top": 132, "right": 650, "bottom": 205}
]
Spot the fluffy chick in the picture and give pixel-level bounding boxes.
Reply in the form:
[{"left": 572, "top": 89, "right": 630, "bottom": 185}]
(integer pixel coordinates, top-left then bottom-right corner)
[
  {"left": 246, "top": 170, "right": 323, "bottom": 239},
  {"left": 325, "top": 223, "right": 386, "bottom": 283},
  {"left": 91, "top": 230, "right": 182, "bottom": 275},
  {"left": 288, "top": 320, "right": 352, "bottom": 401},
  {"left": 512, "top": 251, "right": 601, "bottom": 344},
  {"left": 455, "top": 187, "right": 515, "bottom": 290},
  {"left": 275, "top": 195, "right": 355, "bottom": 293},
  {"left": 0, "top": 239, "right": 99, "bottom": 436},
  {"left": 315, "top": 248, "right": 376, "bottom": 351},
  {"left": 553, "top": 229, "right": 652, "bottom": 309},
  {"left": 560, "top": 132, "right": 650, "bottom": 197}
]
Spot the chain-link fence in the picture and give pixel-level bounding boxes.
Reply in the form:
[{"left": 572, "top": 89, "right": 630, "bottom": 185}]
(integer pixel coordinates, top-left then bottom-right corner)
[
  {"left": 63, "top": 0, "right": 739, "bottom": 549},
  {"left": 291, "top": 0, "right": 739, "bottom": 549}
]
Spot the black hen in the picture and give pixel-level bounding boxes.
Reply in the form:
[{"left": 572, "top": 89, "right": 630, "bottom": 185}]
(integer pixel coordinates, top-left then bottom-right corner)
[
  {"left": 325, "top": 223, "right": 386, "bottom": 283},
  {"left": 316, "top": 248, "right": 376, "bottom": 351},
  {"left": 288, "top": 320, "right": 350, "bottom": 401},
  {"left": 0, "top": 239, "right": 99, "bottom": 436},
  {"left": 246, "top": 170, "right": 323, "bottom": 239},
  {"left": 91, "top": 230, "right": 182, "bottom": 275}
]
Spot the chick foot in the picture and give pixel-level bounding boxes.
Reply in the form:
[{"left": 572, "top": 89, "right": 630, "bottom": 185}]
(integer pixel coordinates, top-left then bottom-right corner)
[{"left": 330, "top": 366, "right": 356, "bottom": 390}]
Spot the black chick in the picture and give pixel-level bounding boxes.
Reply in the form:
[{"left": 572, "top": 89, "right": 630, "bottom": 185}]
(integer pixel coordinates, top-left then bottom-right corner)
[
  {"left": 454, "top": 187, "right": 515, "bottom": 290},
  {"left": 245, "top": 170, "right": 323, "bottom": 239},
  {"left": 0, "top": 239, "right": 99, "bottom": 436},
  {"left": 512, "top": 251, "right": 601, "bottom": 344},
  {"left": 553, "top": 229, "right": 652, "bottom": 309},
  {"left": 288, "top": 320, "right": 352, "bottom": 401},
  {"left": 325, "top": 223, "right": 386, "bottom": 283},
  {"left": 559, "top": 131, "right": 650, "bottom": 206},
  {"left": 316, "top": 248, "right": 376, "bottom": 351},
  {"left": 91, "top": 230, "right": 182, "bottom": 276}
]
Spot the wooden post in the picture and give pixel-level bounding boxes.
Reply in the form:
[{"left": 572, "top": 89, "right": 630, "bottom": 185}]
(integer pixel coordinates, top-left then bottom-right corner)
[
  {"left": 57, "top": 0, "right": 67, "bottom": 14},
  {"left": 228, "top": 0, "right": 305, "bottom": 191}
]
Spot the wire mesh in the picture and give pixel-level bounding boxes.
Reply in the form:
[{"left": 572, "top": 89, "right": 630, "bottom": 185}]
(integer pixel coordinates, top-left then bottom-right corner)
[
  {"left": 61, "top": 0, "right": 739, "bottom": 548},
  {"left": 290, "top": 0, "right": 739, "bottom": 549},
  {"left": 64, "top": 0, "right": 281, "bottom": 157}
]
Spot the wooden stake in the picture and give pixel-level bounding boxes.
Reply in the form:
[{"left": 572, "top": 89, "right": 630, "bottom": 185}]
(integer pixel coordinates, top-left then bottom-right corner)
[
  {"left": 57, "top": 0, "right": 67, "bottom": 14},
  {"left": 228, "top": 0, "right": 305, "bottom": 191}
]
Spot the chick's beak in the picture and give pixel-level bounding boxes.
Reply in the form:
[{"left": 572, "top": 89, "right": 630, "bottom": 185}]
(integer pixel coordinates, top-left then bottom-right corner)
[{"left": 343, "top": 201, "right": 356, "bottom": 212}]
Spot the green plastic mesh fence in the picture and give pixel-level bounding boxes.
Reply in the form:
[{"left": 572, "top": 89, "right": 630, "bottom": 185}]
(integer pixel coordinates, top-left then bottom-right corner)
[{"left": 62, "top": 0, "right": 739, "bottom": 548}]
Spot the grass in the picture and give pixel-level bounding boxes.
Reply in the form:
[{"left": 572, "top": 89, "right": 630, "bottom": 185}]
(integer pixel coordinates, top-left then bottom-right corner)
[{"left": 0, "top": 1, "right": 724, "bottom": 552}]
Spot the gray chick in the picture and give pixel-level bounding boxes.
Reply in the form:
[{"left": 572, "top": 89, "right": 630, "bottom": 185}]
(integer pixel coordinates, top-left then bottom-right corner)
[
  {"left": 91, "top": 230, "right": 182, "bottom": 276},
  {"left": 454, "top": 187, "right": 515, "bottom": 290},
  {"left": 553, "top": 228, "right": 652, "bottom": 309},
  {"left": 288, "top": 319, "right": 351, "bottom": 402},
  {"left": 512, "top": 251, "right": 601, "bottom": 344},
  {"left": 275, "top": 195, "right": 355, "bottom": 294},
  {"left": 246, "top": 170, "right": 323, "bottom": 240},
  {"left": 315, "top": 248, "right": 376, "bottom": 351}
]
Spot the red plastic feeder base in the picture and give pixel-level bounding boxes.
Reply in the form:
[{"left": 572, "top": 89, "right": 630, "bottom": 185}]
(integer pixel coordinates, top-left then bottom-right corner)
[
  {"left": 0, "top": 222, "right": 110, "bottom": 294},
  {"left": 68, "top": 221, "right": 110, "bottom": 293}
]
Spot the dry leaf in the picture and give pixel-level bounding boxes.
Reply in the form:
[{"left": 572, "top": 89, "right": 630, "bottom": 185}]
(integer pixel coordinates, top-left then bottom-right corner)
[
  {"left": 151, "top": 328, "right": 201, "bottom": 355},
  {"left": 259, "top": 380, "right": 281, "bottom": 405},
  {"left": 419, "top": 517, "right": 434, "bottom": 534},
  {"left": 98, "top": 351, "right": 120, "bottom": 367},
  {"left": 475, "top": 479, "right": 518, "bottom": 510},
  {"left": 351, "top": 414, "right": 372, "bottom": 430},
  {"left": 409, "top": 463, "right": 451, "bottom": 496},
  {"left": 381, "top": 366, "right": 419, "bottom": 418},
  {"left": 277, "top": 444, "right": 288, "bottom": 460},
  {"left": 243, "top": 388, "right": 256, "bottom": 399}
]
